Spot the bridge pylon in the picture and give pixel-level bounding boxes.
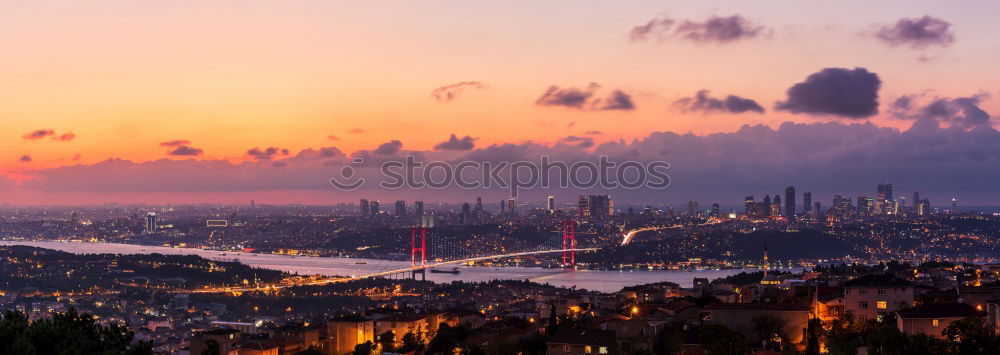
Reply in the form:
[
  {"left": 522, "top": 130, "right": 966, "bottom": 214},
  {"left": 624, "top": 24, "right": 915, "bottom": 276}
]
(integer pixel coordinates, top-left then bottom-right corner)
[
  {"left": 562, "top": 220, "right": 576, "bottom": 267},
  {"left": 411, "top": 227, "right": 427, "bottom": 280}
]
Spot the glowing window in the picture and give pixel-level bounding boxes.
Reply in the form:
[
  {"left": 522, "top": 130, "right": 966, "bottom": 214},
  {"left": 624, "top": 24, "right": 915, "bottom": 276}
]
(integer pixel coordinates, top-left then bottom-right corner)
[
  {"left": 600, "top": 347, "right": 609, "bottom": 354},
  {"left": 932, "top": 319, "right": 939, "bottom": 327},
  {"left": 876, "top": 301, "right": 887, "bottom": 309},
  {"left": 584, "top": 345, "right": 592, "bottom": 353}
]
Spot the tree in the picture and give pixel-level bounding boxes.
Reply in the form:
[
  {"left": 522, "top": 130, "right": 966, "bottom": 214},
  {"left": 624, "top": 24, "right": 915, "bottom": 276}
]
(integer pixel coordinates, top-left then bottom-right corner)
[
  {"left": 428, "top": 323, "right": 470, "bottom": 353},
  {"left": 751, "top": 314, "right": 787, "bottom": 350},
  {"left": 0, "top": 308, "right": 151, "bottom": 355},
  {"left": 942, "top": 317, "right": 999, "bottom": 355},
  {"left": 399, "top": 329, "right": 422, "bottom": 353},
  {"left": 698, "top": 324, "right": 747, "bottom": 355},
  {"left": 377, "top": 330, "right": 396, "bottom": 353},
  {"left": 545, "top": 302, "right": 559, "bottom": 335},
  {"left": 352, "top": 341, "right": 377, "bottom": 355},
  {"left": 653, "top": 322, "right": 684, "bottom": 355},
  {"left": 805, "top": 318, "right": 823, "bottom": 355}
]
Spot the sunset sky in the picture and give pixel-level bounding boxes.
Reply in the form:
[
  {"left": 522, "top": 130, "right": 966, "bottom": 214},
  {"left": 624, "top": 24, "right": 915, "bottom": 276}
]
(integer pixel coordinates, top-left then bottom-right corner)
[{"left": 3, "top": 1, "right": 1000, "bottom": 205}]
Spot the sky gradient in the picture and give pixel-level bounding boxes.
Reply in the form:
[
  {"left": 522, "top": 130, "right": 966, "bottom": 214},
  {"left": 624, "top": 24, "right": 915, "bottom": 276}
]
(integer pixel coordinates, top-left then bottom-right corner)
[{"left": 3, "top": 1, "right": 1000, "bottom": 205}]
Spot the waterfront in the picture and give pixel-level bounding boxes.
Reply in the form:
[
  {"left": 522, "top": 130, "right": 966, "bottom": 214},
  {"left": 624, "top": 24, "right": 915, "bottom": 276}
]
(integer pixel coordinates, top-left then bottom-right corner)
[{"left": 0, "top": 240, "right": 794, "bottom": 292}]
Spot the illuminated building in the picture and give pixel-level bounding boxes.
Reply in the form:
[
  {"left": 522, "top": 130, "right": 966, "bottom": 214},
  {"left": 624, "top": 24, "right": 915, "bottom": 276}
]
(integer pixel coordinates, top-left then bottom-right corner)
[
  {"left": 803, "top": 192, "right": 812, "bottom": 212},
  {"left": 394, "top": 200, "right": 407, "bottom": 217},
  {"left": 144, "top": 212, "right": 157, "bottom": 234},
  {"left": 359, "top": 199, "right": 370, "bottom": 216},
  {"left": 547, "top": 195, "right": 556, "bottom": 212},
  {"left": 784, "top": 186, "right": 796, "bottom": 222}
]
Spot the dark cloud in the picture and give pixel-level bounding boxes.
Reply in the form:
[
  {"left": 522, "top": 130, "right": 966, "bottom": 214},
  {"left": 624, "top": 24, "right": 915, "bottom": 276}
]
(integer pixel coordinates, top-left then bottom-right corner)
[
  {"left": 373, "top": 140, "right": 403, "bottom": 156},
  {"left": 560, "top": 136, "right": 595, "bottom": 148},
  {"left": 676, "top": 15, "right": 766, "bottom": 43},
  {"left": 629, "top": 17, "right": 676, "bottom": 42},
  {"left": 535, "top": 84, "right": 635, "bottom": 110},
  {"left": 585, "top": 130, "right": 602, "bottom": 135},
  {"left": 56, "top": 133, "right": 75, "bottom": 142},
  {"left": 23, "top": 129, "right": 55, "bottom": 140},
  {"left": 15, "top": 112, "right": 1000, "bottom": 204},
  {"left": 535, "top": 83, "right": 598, "bottom": 108},
  {"left": 18, "top": 155, "right": 31, "bottom": 162},
  {"left": 631, "top": 15, "right": 765, "bottom": 44},
  {"left": 674, "top": 90, "right": 764, "bottom": 114},
  {"left": 431, "top": 81, "right": 487, "bottom": 102},
  {"left": 597, "top": 90, "right": 636, "bottom": 110},
  {"left": 434, "top": 134, "right": 476, "bottom": 151},
  {"left": 776, "top": 67, "right": 881, "bottom": 119},
  {"left": 891, "top": 94, "right": 991, "bottom": 129},
  {"left": 247, "top": 147, "right": 289, "bottom": 160},
  {"left": 160, "top": 140, "right": 191, "bottom": 147},
  {"left": 876, "top": 16, "right": 955, "bottom": 49},
  {"left": 168, "top": 145, "right": 204, "bottom": 156}
]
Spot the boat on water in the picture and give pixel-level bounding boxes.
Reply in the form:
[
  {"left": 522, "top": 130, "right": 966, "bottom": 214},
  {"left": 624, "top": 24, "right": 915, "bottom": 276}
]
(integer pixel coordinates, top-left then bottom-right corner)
[
  {"left": 430, "top": 267, "right": 460, "bottom": 274},
  {"left": 355, "top": 261, "right": 367, "bottom": 264}
]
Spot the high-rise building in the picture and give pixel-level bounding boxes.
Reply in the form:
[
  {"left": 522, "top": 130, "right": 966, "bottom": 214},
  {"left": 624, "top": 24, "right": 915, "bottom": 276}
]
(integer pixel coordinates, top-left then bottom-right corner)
[
  {"left": 813, "top": 202, "right": 821, "bottom": 217},
  {"left": 394, "top": 200, "right": 407, "bottom": 217},
  {"left": 763, "top": 195, "right": 771, "bottom": 216},
  {"left": 499, "top": 200, "right": 505, "bottom": 214},
  {"left": 803, "top": 192, "right": 812, "bottom": 212},
  {"left": 856, "top": 196, "right": 868, "bottom": 216},
  {"left": 144, "top": 212, "right": 157, "bottom": 234},
  {"left": 461, "top": 203, "right": 471, "bottom": 222},
  {"left": 710, "top": 203, "right": 720, "bottom": 217},
  {"left": 784, "top": 186, "right": 796, "bottom": 221},
  {"left": 507, "top": 199, "right": 515, "bottom": 215},
  {"left": 833, "top": 195, "right": 852, "bottom": 217},
  {"left": 473, "top": 197, "right": 483, "bottom": 217},
  {"left": 370, "top": 201, "right": 380, "bottom": 216},
  {"left": 771, "top": 195, "right": 781, "bottom": 217},
  {"left": 913, "top": 192, "right": 920, "bottom": 210},
  {"left": 744, "top": 196, "right": 755, "bottom": 217},
  {"left": 414, "top": 201, "right": 424, "bottom": 219},
  {"left": 687, "top": 200, "right": 699, "bottom": 217},
  {"left": 588, "top": 195, "right": 612, "bottom": 219},
  {"left": 577, "top": 195, "right": 589, "bottom": 218},
  {"left": 547, "top": 195, "right": 555, "bottom": 212},
  {"left": 359, "top": 199, "right": 370, "bottom": 216}
]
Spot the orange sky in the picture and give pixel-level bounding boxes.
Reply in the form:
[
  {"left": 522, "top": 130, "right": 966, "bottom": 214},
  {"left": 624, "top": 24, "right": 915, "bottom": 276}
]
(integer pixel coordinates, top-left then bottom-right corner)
[{"left": 2, "top": 1, "right": 999, "bottom": 173}]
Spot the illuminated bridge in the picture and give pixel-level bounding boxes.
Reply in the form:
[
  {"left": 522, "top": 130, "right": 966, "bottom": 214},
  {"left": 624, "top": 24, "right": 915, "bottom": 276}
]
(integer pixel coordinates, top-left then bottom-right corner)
[
  {"left": 188, "top": 220, "right": 595, "bottom": 294},
  {"left": 187, "top": 247, "right": 599, "bottom": 294}
]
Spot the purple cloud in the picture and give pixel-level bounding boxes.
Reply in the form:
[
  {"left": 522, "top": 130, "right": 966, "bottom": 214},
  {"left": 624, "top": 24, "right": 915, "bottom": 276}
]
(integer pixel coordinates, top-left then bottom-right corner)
[
  {"left": 776, "top": 67, "right": 881, "bottom": 119},
  {"left": 22, "top": 129, "right": 55, "bottom": 140},
  {"left": 160, "top": 140, "right": 191, "bottom": 147},
  {"left": 876, "top": 16, "right": 955, "bottom": 49},
  {"left": 247, "top": 147, "right": 289, "bottom": 160},
  {"left": 892, "top": 93, "right": 991, "bottom": 129},
  {"left": 431, "top": 81, "right": 487, "bottom": 102},
  {"left": 674, "top": 90, "right": 764, "bottom": 114},
  {"left": 560, "top": 135, "right": 595, "bottom": 148},
  {"left": 168, "top": 145, "right": 204, "bottom": 156},
  {"left": 373, "top": 140, "right": 403, "bottom": 156},
  {"left": 434, "top": 134, "right": 476, "bottom": 151},
  {"left": 536, "top": 84, "right": 635, "bottom": 110},
  {"left": 18, "top": 155, "right": 31, "bottom": 162},
  {"left": 631, "top": 15, "right": 765, "bottom": 44}
]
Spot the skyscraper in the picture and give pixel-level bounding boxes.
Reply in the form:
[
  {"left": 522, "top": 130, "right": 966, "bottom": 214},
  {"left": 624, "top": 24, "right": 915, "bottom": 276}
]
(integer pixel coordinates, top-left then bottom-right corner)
[
  {"left": 359, "top": 199, "right": 370, "bottom": 216},
  {"left": 507, "top": 199, "right": 515, "bottom": 215},
  {"left": 394, "top": 200, "right": 407, "bottom": 217},
  {"left": 771, "top": 195, "right": 781, "bottom": 217},
  {"left": 803, "top": 192, "right": 812, "bottom": 212},
  {"left": 763, "top": 195, "right": 771, "bottom": 216},
  {"left": 144, "top": 212, "right": 157, "bottom": 234},
  {"left": 744, "top": 196, "right": 755, "bottom": 218},
  {"left": 577, "top": 195, "right": 589, "bottom": 218},
  {"left": 461, "top": 203, "right": 471, "bottom": 222},
  {"left": 710, "top": 203, "right": 720, "bottom": 217},
  {"left": 589, "top": 195, "right": 612, "bottom": 219},
  {"left": 547, "top": 195, "right": 555, "bottom": 212},
  {"left": 473, "top": 197, "right": 483, "bottom": 217},
  {"left": 370, "top": 201, "right": 380, "bottom": 216},
  {"left": 414, "top": 201, "right": 424, "bottom": 219},
  {"left": 784, "top": 186, "right": 795, "bottom": 221}
]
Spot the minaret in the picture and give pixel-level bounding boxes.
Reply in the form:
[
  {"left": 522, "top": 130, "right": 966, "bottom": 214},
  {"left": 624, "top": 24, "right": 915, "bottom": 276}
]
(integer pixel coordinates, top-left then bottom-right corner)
[{"left": 763, "top": 242, "right": 769, "bottom": 278}]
